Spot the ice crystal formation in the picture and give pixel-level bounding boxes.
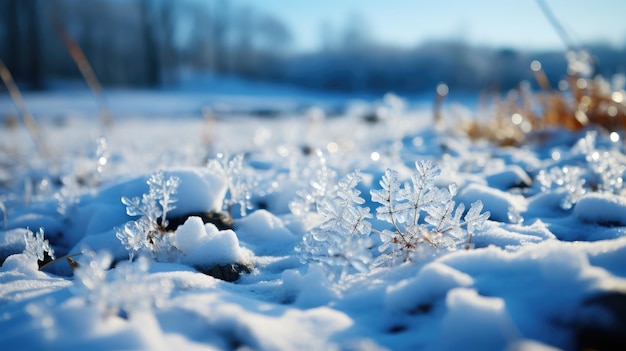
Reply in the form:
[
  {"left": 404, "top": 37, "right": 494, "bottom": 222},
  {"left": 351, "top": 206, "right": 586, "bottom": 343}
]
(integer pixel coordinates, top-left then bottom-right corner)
[
  {"left": 289, "top": 149, "right": 338, "bottom": 216},
  {"left": 116, "top": 171, "right": 181, "bottom": 261},
  {"left": 296, "top": 171, "right": 373, "bottom": 278},
  {"left": 298, "top": 161, "right": 490, "bottom": 274},
  {"left": 23, "top": 228, "right": 55, "bottom": 263},
  {"left": 372, "top": 161, "right": 489, "bottom": 265},
  {"left": 72, "top": 250, "right": 171, "bottom": 318},
  {"left": 207, "top": 153, "right": 252, "bottom": 217}
]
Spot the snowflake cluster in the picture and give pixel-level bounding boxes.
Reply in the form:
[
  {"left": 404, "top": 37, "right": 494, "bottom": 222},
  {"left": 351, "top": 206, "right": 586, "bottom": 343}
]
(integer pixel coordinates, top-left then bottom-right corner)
[
  {"left": 371, "top": 161, "right": 489, "bottom": 265},
  {"left": 116, "top": 171, "right": 181, "bottom": 261},
  {"left": 538, "top": 131, "right": 626, "bottom": 210},
  {"left": 207, "top": 153, "right": 252, "bottom": 217},
  {"left": 23, "top": 228, "right": 55, "bottom": 263},
  {"left": 288, "top": 149, "right": 338, "bottom": 217},
  {"left": 297, "top": 161, "right": 490, "bottom": 276},
  {"left": 536, "top": 166, "right": 587, "bottom": 210},
  {"left": 295, "top": 171, "right": 372, "bottom": 279}
]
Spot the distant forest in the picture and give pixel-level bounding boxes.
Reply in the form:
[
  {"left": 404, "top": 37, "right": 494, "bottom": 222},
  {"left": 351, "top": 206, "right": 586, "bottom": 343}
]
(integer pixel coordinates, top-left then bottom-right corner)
[{"left": 1, "top": 0, "right": 625, "bottom": 93}]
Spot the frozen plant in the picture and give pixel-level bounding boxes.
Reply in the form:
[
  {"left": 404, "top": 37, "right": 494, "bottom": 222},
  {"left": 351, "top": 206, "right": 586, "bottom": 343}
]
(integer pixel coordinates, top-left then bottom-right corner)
[
  {"left": 536, "top": 166, "right": 586, "bottom": 210},
  {"left": 71, "top": 249, "right": 111, "bottom": 301},
  {"left": 296, "top": 171, "right": 373, "bottom": 279},
  {"left": 577, "top": 133, "right": 625, "bottom": 194},
  {"left": 536, "top": 131, "right": 625, "bottom": 209},
  {"left": 588, "top": 150, "right": 625, "bottom": 195},
  {"left": 23, "top": 228, "right": 55, "bottom": 263},
  {"left": 371, "top": 161, "right": 490, "bottom": 265},
  {"left": 298, "top": 162, "right": 490, "bottom": 274},
  {"left": 116, "top": 171, "right": 181, "bottom": 261},
  {"left": 207, "top": 153, "right": 252, "bottom": 217},
  {"left": 289, "top": 148, "right": 338, "bottom": 216},
  {"left": 71, "top": 249, "right": 172, "bottom": 318},
  {"left": 55, "top": 175, "right": 81, "bottom": 218}
]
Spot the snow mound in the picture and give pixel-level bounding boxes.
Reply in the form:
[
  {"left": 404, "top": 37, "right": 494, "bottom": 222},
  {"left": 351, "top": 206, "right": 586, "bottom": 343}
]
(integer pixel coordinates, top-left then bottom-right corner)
[
  {"left": 572, "top": 192, "right": 626, "bottom": 226},
  {"left": 235, "top": 210, "right": 298, "bottom": 255},
  {"left": 384, "top": 262, "right": 473, "bottom": 313},
  {"left": 176, "top": 216, "right": 251, "bottom": 267},
  {"left": 458, "top": 183, "right": 526, "bottom": 223}
]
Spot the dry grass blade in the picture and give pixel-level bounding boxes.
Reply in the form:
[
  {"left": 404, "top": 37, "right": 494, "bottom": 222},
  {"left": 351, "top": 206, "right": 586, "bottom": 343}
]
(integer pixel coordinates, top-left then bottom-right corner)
[
  {"left": 535, "top": 0, "right": 576, "bottom": 51},
  {"left": 54, "top": 22, "right": 113, "bottom": 128},
  {"left": 0, "top": 58, "right": 50, "bottom": 159},
  {"left": 0, "top": 199, "right": 7, "bottom": 228},
  {"left": 39, "top": 252, "right": 83, "bottom": 271}
]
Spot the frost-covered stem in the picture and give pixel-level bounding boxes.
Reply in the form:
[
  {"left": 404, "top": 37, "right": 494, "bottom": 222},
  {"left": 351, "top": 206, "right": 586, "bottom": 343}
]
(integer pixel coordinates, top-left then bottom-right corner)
[
  {"left": 391, "top": 230, "right": 416, "bottom": 262},
  {"left": 399, "top": 235, "right": 415, "bottom": 262},
  {"left": 411, "top": 173, "right": 430, "bottom": 227},
  {"left": 434, "top": 204, "right": 455, "bottom": 234},
  {"left": 122, "top": 197, "right": 151, "bottom": 221},
  {"left": 412, "top": 191, "right": 423, "bottom": 228},
  {"left": 228, "top": 201, "right": 234, "bottom": 219},
  {"left": 39, "top": 253, "right": 82, "bottom": 271},
  {"left": 390, "top": 212, "right": 403, "bottom": 237},
  {"left": 383, "top": 187, "right": 404, "bottom": 236},
  {"left": 349, "top": 218, "right": 362, "bottom": 237},
  {"left": 380, "top": 186, "right": 404, "bottom": 235},
  {"left": 160, "top": 192, "right": 170, "bottom": 227},
  {"left": 440, "top": 223, "right": 463, "bottom": 235},
  {"left": 465, "top": 232, "right": 474, "bottom": 250}
]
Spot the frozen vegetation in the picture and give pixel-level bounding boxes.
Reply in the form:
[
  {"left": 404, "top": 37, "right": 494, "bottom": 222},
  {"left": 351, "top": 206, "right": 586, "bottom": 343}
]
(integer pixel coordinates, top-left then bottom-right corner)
[{"left": 1, "top": 88, "right": 626, "bottom": 351}]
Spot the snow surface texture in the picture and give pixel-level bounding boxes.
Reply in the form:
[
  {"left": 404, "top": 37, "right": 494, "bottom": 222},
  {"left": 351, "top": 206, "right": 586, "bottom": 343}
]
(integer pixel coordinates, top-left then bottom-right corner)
[{"left": 1, "top": 92, "right": 626, "bottom": 350}]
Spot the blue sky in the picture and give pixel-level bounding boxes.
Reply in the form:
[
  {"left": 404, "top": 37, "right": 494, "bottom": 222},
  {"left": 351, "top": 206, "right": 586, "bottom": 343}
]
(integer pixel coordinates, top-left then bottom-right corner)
[{"left": 237, "top": 0, "right": 626, "bottom": 52}]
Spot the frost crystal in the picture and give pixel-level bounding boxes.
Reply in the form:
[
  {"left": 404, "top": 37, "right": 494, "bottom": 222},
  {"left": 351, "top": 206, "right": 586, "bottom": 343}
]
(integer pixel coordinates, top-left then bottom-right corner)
[
  {"left": 588, "top": 150, "right": 625, "bottom": 195},
  {"left": 146, "top": 171, "right": 180, "bottom": 227},
  {"left": 370, "top": 169, "right": 402, "bottom": 224},
  {"left": 371, "top": 161, "right": 489, "bottom": 265},
  {"left": 289, "top": 149, "right": 337, "bottom": 216},
  {"left": 72, "top": 250, "right": 172, "bottom": 318},
  {"left": 116, "top": 171, "right": 181, "bottom": 261},
  {"left": 537, "top": 167, "right": 586, "bottom": 210},
  {"left": 463, "top": 200, "right": 490, "bottom": 248},
  {"left": 536, "top": 131, "right": 626, "bottom": 209},
  {"left": 296, "top": 161, "right": 490, "bottom": 276},
  {"left": 296, "top": 170, "right": 372, "bottom": 279},
  {"left": 208, "top": 153, "right": 252, "bottom": 217},
  {"left": 23, "top": 228, "right": 55, "bottom": 262},
  {"left": 298, "top": 161, "right": 490, "bottom": 275}
]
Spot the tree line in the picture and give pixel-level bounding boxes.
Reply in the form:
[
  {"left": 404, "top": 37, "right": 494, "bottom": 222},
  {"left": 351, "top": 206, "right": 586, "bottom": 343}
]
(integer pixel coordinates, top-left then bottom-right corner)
[{"left": 1, "top": 0, "right": 624, "bottom": 93}]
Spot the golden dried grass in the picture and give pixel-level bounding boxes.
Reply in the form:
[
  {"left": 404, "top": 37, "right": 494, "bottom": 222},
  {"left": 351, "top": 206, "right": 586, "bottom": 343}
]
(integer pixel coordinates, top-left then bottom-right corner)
[{"left": 437, "top": 57, "right": 626, "bottom": 146}]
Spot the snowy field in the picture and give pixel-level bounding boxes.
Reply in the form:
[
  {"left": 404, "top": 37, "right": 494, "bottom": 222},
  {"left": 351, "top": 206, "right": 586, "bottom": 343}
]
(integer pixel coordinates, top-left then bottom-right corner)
[{"left": 1, "top": 88, "right": 626, "bottom": 351}]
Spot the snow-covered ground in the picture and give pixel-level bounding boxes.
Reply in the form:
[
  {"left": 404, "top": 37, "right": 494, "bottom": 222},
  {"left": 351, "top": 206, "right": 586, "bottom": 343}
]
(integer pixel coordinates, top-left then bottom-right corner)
[{"left": 1, "top": 87, "right": 625, "bottom": 351}]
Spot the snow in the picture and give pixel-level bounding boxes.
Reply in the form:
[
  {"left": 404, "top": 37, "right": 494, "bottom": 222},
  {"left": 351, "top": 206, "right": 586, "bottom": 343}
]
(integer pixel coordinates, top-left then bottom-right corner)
[
  {"left": 458, "top": 183, "right": 526, "bottom": 223},
  {"left": 1, "top": 88, "right": 626, "bottom": 350},
  {"left": 175, "top": 217, "right": 250, "bottom": 267},
  {"left": 572, "top": 192, "right": 626, "bottom": 227}
]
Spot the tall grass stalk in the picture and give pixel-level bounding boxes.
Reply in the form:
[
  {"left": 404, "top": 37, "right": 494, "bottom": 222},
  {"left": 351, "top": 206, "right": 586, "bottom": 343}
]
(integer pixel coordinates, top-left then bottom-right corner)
[
  {"left": 54, "top": 23, "right": 113, "bottom": 128},
  {"left": 0, "top": 58, "right": 50, "bottom": 159}
]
